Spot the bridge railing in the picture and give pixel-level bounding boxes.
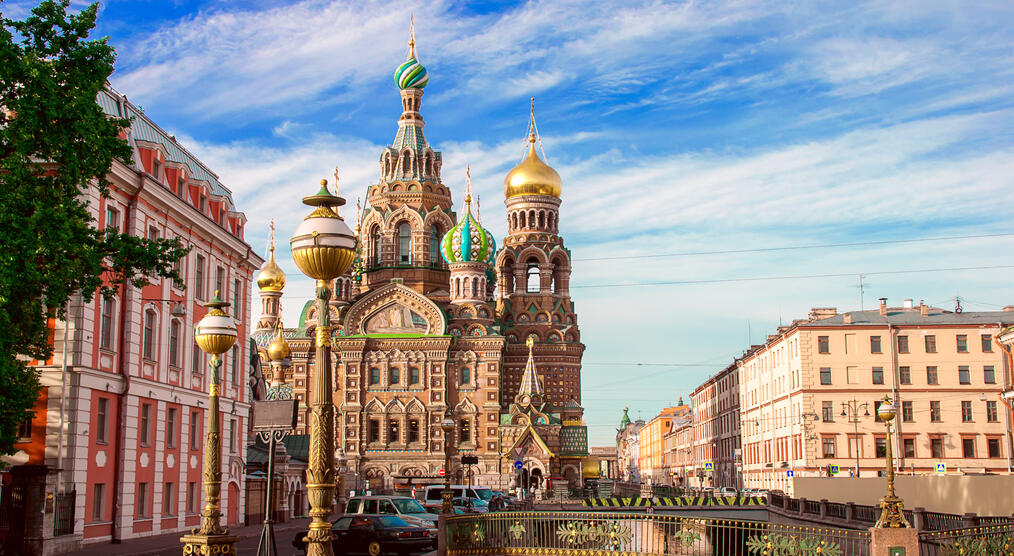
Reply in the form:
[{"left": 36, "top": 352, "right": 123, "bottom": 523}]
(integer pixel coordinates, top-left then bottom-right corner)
[
  {"left": 446, "top": 511, "right": 870, "bottom": 555},
  {"left": 917, "top": 522, "right": 1014, "bottom": 555}
]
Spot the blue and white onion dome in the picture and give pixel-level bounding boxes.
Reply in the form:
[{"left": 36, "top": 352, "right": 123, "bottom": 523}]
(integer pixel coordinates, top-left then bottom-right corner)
[
  {"left": 441, "top": 201, "right": 495, "bottom": 264},
  {"left": 394, "top": 52, "right": 429, "bottom": 89}
]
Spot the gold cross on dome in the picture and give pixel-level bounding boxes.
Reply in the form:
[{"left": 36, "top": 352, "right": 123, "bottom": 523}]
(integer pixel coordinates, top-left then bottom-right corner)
[{"left": 526, "top": 335, "right": 534, "bottom": 350}]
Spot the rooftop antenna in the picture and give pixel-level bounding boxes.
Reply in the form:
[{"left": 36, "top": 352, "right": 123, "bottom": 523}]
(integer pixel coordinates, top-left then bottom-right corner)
[
  {"left": 955, "top": 295, "right": 963, "bottom": 314},
  {"left": 855, "top": 274, "right": 869, "bottom": 310}
]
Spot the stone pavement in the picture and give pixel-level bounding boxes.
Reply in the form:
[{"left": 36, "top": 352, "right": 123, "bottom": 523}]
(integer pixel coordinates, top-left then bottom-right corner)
[{"left": 70, "top": 520, "right": 308, "bottom": 556}]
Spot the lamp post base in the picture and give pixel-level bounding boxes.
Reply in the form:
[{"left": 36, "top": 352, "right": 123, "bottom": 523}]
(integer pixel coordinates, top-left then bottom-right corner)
[{"left": 181, "top": 532, "right": 239, "bottom": 555}]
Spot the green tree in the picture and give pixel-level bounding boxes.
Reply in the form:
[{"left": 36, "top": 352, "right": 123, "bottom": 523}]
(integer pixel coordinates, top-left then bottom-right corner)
[{"left": 0, "top": 1, "right": 188, "bottom": 455}]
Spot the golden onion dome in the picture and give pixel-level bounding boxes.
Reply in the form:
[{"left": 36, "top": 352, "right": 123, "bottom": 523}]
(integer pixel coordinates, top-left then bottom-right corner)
[
  {"left": 504, "top": 134, "right": 562, "bottom": 199},
  {"left": 256, "top": 246, "right": 286, "bottom": 292},
  {"left": 267, "top": 327, "right": 291, "bottom": 361}
]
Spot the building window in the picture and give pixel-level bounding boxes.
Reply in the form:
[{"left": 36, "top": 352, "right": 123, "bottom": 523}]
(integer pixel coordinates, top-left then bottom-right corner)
[
  {"left": 872, "top": 367, "right": 884, "bottom": 385},
  {"left": 988, "top": 438, "right": 1002, "bottom": 458},
  {"left": 169, "top": 319, "right": 181, "bottom": 367},
  {"left": 819, "top": 367, "right": 832, "bottom": 385},
  {"left": 902, "top": 401, "right": 913, "bottom": 422},
  {"left": 821, "top": 401, "right": 833, "bottom": 422},
  {"left": 91, "top": 483, "right": 106, "bottom": 521},
  {"left": 459, "top": 419, "right": 471, "bottom": 443},
  {"left": 526, "top": 263, "right": 540, "bottom": 293},
  {"left": 818, "top": 336, "right": 829, "bottom": 354},
  {"left": 903, "top": 438, "right": 915, "bottom": 458},
  {"left": 899, "top": 366, "right": 911, "bottom": 385},
  {"left": 409, "top": 367, "right": 420, "bottom": 385},
  {"left": 172, "top": 239, "right": 183, "bottom": 289},
  {"left": 215, "top": 266, "right": 224, "bottom": 296},
  {"left": 233, "top": 279, "right": 242, "bottom": 319},
  {"left": 961, "top": 401, "right": 973, "bottom": 422},
  {"left": 870, "top": 336, "right": 881, "bottom": 354},
  {"left": 962, "top": 438, "right": 975, "bottom": 458},
  {"left": 369, "top": 419, "right": 380, "bottom": 442},
  {"left": 987, "top": 401, "right": 999, "bottom": 423},
  {"left": 105, "top": 206, "right": 120, "bottom": 230},
  {"left": 140, "top": 402, "right": 152, "bottom": 447},
  {"left": 142, "top": 309, "right": 157, "bottom": 360},
  {"left": 100, "top": 297, "right": 114, "bottom": 350},
  {"left": 926, "top": 366, "right": 938, "bottom": 385},
  {"left": 96, "top": 398, "right": 109, "bottom": 444},
  {"left": 875, "top": 437, "right": 887, "bottom": 458},
  {"left": 408, "top": 419, "right": 420, "bottom": 443},
  {"left": 930, "top": 401, "right": 941, "bottom": 422},
  {"left": 230, "top": 345, "right": 239, "bottom": 386},
  {"left": 897, "top": 335, "right": 909, "bottom": 353},
  {"left": 397, "top": 223, "right": 411, "bottom": 265},
  {"left": 230, "top": 418, "right": 237, "bottom": 452},
  {"left": 167, "top": 407, "right": 177, "bottom": 449},
  {"left": 192, "top": 340, "right": 203, "bottom": 373},
  {"left": 460, "top": 368, "right": 471, "bottom": 386},
  {"left": 190, "top": 411, "right": 200, "bottom": 450},
  {"left": 874, "top": 399, "right": 884, "bottom": 422},
  {"left": 195, "top": 254, "right": 205, "bottom": 299},
  {"left": 187, "top": 482, "right": 197, "bottom": 514},
  {"left": 956, "top": 334, "right": 968, "bottom": 352},
  {"left": 389, "top": 367, "right": 400, "bottom": 385},
  {"left": 957, "top": 366, "right": 970, "bottom": 385},
  {"left": 984, "top": 366, "right": 996, "bottom": 384},
  {"left": 373, "top": 227, "right": 382, "bottom": 265},
  {"left": 369, "top": 368, "right": 380, "bottom": 385},
  {"left": 822, "top": 437, "right": 835, "bottom": 458},
  {"left": 137, "top": 482, "right": 149, "bottom": 518},
  {"left": 925, "top": 335, "right": 936, "bottom": 353},
  {"left": 163, "top": 483, "right": 175, "bottom": 516},
  {"left": 430, "top": 226, "right": 441, "bottom": 266},
  {"left": 388, "top": 419, "right": 400, "bottom": 443},
  {"left": 982, "top": 334, "right": 993, "bottom": 352},
  {"left": 152, "top": 159, "right": 161, "bottom": 180},
  {"left": 16, "top": 411, "right": 32, "bottom": 441},
  {"left": 148, "top": 225, "right": 159, "bottom": 241},
  {"left": 931, "top": 438, "right": 943, "bottom": 458}
]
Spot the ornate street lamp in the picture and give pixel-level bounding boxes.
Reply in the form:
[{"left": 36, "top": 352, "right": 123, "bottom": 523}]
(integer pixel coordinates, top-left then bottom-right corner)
[
  {"left": 874, "top": 396, "right": 910, "bottom": 528},
  {"left": 440, "top": 415, "right": 456, "bottom": 515},
  {"left": 290, "top": 179, "right": 356, "bottom": 556},
  {"left": 181, "top": 291, "right": 238, "bottom": 555}
]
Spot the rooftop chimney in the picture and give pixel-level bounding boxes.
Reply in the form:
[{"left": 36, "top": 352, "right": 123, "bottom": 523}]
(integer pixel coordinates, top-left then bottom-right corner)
[
  {"left": 879, "top": 297, "right": 888, "bottom": 316},
  {"left": 920, "top": 300, "right": 929, "bottom": 317},
  {"left": 904, "top": 299, "right": 914, "bottom": 309},
  {"left": 808, "top": 307, "right": 838, "bottom": 322},
  {"left": 843, "top": 313, "right": 853, "bottom": 324}
]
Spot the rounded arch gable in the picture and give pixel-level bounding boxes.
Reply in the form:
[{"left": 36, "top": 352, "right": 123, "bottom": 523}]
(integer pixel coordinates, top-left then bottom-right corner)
[
  {"left": 385, "top": 205, "right": 425, "bottom": 231},
  {"left": 515, "top": 245, "right": 548, "bottom": 265},
  {"left": 344, "top": 283, "right": 446, "bottom": 335}
]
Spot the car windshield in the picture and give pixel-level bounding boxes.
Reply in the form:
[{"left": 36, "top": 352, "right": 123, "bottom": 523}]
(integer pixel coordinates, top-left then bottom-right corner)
[
  {"left": 392, "top": 498, "right": 426, "bottom": 514},
  {"left": 474, "top": 489, "right": 494, "bottom": 501},
  {"left": 377, "top": 516, "right": 409, "bottom": 527}
]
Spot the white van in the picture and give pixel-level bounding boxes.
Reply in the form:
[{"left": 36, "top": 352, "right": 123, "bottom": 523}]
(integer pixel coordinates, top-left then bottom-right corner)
[{"left": 422, "top": 485, "right": 494, "bottom": 506}]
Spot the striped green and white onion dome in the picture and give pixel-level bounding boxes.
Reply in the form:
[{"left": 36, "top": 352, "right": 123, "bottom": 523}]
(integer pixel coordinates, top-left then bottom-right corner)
[
  {"left": 441, "top": 208, "right": 495, "bottom": 264},
  {"left": 394, "top": 57, "right": 429, "bottom": 89}
]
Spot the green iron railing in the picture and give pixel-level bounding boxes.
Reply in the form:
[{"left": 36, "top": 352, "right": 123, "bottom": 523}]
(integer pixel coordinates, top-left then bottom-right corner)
[{"left": 446, "top": 511, "right": 871, "bottom": 555}]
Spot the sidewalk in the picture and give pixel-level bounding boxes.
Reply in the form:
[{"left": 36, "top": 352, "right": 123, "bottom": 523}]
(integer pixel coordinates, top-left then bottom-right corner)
[{"left": 72, "top": 520, "right": 308, "bottom": 556}]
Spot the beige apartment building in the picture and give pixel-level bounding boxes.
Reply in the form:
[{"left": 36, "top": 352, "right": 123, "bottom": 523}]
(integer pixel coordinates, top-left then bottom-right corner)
[
  {"left": 740, "top": 299, "right": 1014, "bottom": 495},
  {"left": 691, "top": 363, "right": 741, "bottom": 490},
  {"left": 638, "top": 403, "right": 690, "bottom": 484}
]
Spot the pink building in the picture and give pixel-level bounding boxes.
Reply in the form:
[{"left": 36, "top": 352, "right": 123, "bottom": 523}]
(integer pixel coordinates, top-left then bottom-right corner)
[{"left": 1, "top": 86, "right": 262, "bottom": 554}]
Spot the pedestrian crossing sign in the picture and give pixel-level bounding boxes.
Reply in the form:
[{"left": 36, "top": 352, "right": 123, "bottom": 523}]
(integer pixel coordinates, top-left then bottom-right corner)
[
  {"left": 830, "top": 465, "right": 840, "bottom": 475},
  {"left": 704, "top": 462, "right": 713, "bottom": 471},
  {"left": 935, "top": 463, "right": 946, "bottom": 474}
]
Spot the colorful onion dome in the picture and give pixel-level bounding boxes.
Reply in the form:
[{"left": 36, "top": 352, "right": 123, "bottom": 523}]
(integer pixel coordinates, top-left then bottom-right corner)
[
  {"left": 256, "top": 240, "right": 286, "bottom": 292},
  {"left": 504, "top": 134, "right": 562, "bottom": 199},
  {"left": 267, "top": 326, "right": 290, "bottom": 361},
  {"left": 441, "top": 200, "right": 496, "bottom": 264},
  {"left": 395, "top": 57, "right": 429, "bottom": 90}
]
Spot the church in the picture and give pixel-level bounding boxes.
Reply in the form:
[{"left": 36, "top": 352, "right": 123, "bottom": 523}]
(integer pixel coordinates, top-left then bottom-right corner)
[{"left": 252, "top": 26, "right": 587, "bottom": 495}]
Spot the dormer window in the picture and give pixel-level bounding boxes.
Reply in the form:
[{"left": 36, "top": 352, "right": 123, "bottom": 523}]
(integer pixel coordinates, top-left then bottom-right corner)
[
  {"left": 152, "top": 159, "right": 161, "bottom": 181},
  {"left": 199, "top": 193, "right": 206, "bottom": 212},
  {"left": 177, "top": 177, "right": 186, "bottom": 199}
]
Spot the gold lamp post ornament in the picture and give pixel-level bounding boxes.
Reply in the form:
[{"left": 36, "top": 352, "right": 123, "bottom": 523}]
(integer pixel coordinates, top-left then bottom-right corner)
[
  {"left": 874, "top": 396, "right": 911, "bottom": 528},
  {"left": 181, "top": 291, "right": 239, "bottom": 555},
  {"left": 290, "top": 178, "right": 356, "bottom": 556}
]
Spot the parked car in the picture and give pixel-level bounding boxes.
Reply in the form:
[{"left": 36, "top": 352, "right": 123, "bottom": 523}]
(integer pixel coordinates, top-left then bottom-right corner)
[
  {"left": 422, "top": 484, "right": 494, "bottom": 505},
  {"left": 291, "top": 514, "right": 434, "bottom": 555},
  {"left": 422, "top": 503, "right": 466, "bottom": 515},
  {"left": 719, "top": 487, "right": 738, "bottom": 496},
  {"left": 452, "top": 497, "right": 488, "bottom": 513},
  {"left": 345, "top": 495, "right": 437, "bottom": 528}
]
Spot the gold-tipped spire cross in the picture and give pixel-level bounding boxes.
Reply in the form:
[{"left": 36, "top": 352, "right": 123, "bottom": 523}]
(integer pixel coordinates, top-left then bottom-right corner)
[
  {"left": 408, "top": 13, "right": 417, "bottom": 59},
  {"left": 268, "top": 219, "right": 276, "bottom": 255},
  {"left": 464, "top": 164, "right": 472, "bottom": 206},
  {"left": 525, "top": 97, "right": 548, "bottom": 162}
]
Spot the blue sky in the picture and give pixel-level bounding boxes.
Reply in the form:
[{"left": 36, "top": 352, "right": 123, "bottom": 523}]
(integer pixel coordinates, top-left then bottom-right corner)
[{"left": 10, "top": 0, "right": 1014, "bottom": 445}]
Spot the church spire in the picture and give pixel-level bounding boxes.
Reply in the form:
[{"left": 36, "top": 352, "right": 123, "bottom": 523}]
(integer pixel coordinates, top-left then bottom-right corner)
[{"left": 515, "top": 336, "right": 544, "bottom": 405}]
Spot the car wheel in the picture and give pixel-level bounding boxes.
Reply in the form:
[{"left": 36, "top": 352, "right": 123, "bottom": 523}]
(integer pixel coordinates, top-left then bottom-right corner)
[{"left": 367, "top": 540, "right": 382, "bottom": 556}]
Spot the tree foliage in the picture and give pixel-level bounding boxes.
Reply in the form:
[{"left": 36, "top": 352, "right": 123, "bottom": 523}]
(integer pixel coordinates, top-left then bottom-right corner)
[{"left": 0, "top": 1, "right": 188, "bottom": 455}]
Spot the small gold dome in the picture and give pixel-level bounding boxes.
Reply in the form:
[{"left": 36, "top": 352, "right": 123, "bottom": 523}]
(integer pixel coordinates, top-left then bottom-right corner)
[
  {"left": 504, "top": 135, "right": 562, "bottom": 199},
  {"left": 267, "top": 327, "right": 291, "bottom": 361},
  {"left": 256, "top": 247, "right": 286, "bottom": 292}
]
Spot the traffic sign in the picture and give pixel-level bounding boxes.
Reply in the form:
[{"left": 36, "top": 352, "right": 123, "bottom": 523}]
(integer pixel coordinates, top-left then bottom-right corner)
[
  {"left": 830, "top": 465, "right": 840, "bottom": 475},
  {"left": 514, "top": 460, "right": 523, "bottom": 471},
  {"left": 704, "top": 462, "right": 713, "bottom": 471},
  {"left": 786, "top": 470, "right": 794, "bottom": 478},
  {"left": 439, "top": 469, "right": 446, "bottom": 477},
  {"left": 935, "top": 463, "right": 946, "bottom": 474}
]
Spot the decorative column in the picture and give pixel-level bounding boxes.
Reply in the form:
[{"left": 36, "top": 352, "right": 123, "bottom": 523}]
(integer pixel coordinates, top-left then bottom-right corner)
[
  {"left": 869, "top": 396, "right": 919, "bottom": 556},
  {"left": 181, "top": 292, "right": 238, "bottom": 555},
  {"left": 440, "top": 415, "right": 455, "bottom": 515},
  {"left": 289, "top": 179, "right": 356, "bottom": 556}
]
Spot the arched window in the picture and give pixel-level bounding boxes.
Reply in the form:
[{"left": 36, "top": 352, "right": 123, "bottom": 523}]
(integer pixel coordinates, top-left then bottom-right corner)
[
  {"left": 519, "top": 211, "right": 526, "bottom": 229},
  {"left": 460, "top": 367, "right": 471, "bottom": 385},
  {"left": 231, "top": 345, "right": 239, "bottom": 385},
  {"left": 430, "top": 225, "right": 441, "bottom": 266},
  {"left": 390, "top": 367, "right": 401, "bottom": 385},
  {"left": 472, "top": 277, "right": 480, "bottom": 297},
  {"left": 372, "top": 226, "right": 382, "bottom": 266},
  {"left": 169, "top": 319, "right": 181, "bottom": 367},
  {"left": 527, "top": 263, "right": 540, "bottom": 293},
  {"left": 538, "top": 211, "right": 545, "bottom": 229},
  {"left": 142, "top": 309, "right": 157, "bottom": 360},
  {"left": 398, "top": 223, "right": 411, "bottom": 265}
]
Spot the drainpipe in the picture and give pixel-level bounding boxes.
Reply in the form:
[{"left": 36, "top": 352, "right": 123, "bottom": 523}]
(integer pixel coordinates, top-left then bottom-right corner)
[
  {"left": 110, "top": 165, "right": 145, "bottom": 543},
  {"left": 57, "top": 299, "right": 71, "bottom": 493},
  {"left": 997, "top": 323, "right": 1014, "bottom": 474},
  {"left": 888, "top": 324, "right": 903, "bottom": 470}
]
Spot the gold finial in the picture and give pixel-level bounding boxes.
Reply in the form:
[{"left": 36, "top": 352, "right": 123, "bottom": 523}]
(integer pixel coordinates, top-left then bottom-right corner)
[
  {"left": 526, "top": 335, "right": 534, "bottom": 351},
  {"left": 476, "top": 194, "right": 481, "bottom": 223},
  {"left": 464, "top": 165, "right": 472, "bottom": 205},
  {"left": 333, "top": 166, "right": 340, "bottom": 196},
  {"left": 354, "top": 197, "right": 362, "bottom": 234},
  {"left": 408, "top": 13, "right": 417, "bottom": 59},
  {"left": 320, "top": 179, "right": 327, "bottom": 187},
  {"left": 268, "top": 219, "right": 275, "bottom": 254}
]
